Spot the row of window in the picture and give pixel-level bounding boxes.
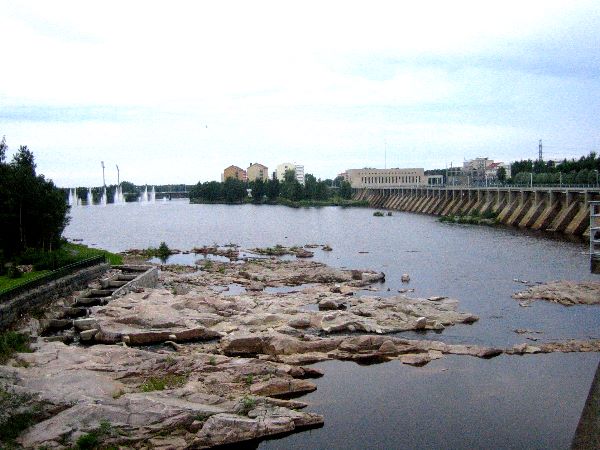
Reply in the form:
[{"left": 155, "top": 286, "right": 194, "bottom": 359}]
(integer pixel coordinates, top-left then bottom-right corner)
[{"left": 361, "top": 175, "right": 421, "bottom": 184}]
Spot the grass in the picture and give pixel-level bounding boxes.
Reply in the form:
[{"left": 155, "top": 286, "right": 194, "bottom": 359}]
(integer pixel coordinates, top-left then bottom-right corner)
[
  {"left": 238, "top": 395, "right": 257, "bottom": 416},
  {"left": 140, "top": 374, "right": 187, "bottom": 392},
  {"left": 75, "top": 420, "right": 116, "bottom": 450},
  {"left": 0, "top": 387, "right": 39, "bottom": 447},
  {"left": 63, "top": 242, "right": 123, "bottom": 266},
  {"left": 0, "top": 243, "right": 122, "bottom": 294},
  {"left": 0, "top": 270, "right": 51, "bottom": 292},
  {"left": 0, "top": 331, "right": 32, "bottom": 364}
]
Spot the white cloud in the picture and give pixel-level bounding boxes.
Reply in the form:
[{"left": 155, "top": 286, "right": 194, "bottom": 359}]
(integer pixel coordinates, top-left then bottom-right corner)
[{"left": 1, "top": 0, "right": 599, "bottom": 186}]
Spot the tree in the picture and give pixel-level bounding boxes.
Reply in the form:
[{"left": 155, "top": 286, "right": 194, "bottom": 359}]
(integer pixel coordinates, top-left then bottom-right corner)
[
  {"left": 250, "top": 178, "right": 266, "bottom": 202},
  {"left": 0, "top": 142, "right": 69, "bottom": 257},
  {"left": 497, "top": 167, "right": 507, "bottom": 182},
  {"left": 0, "top": 135, "right": 6, "bottom": 163},
  {"left": 339, "top": 181, "right": 352, "bottom": 199},
  {"left": 266, "top": 174, "right": 280, "bottom": 201},
  {"left": 222, "top": 178, "right": 246, "bottom": 203},
  {"left": 304, "top": 174, "right": 317, "bottom": 200}
]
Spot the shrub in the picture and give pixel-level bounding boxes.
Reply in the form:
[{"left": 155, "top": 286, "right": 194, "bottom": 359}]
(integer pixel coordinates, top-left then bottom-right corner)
[
  {"left": 140, "top": 374, "right": 186, "bottom": 392},
  {"left": 0, "top": 331, "right": 31, "bottom": 363},
  {"left": 157, "top": 242, "right": 171, "bottom": 261},
  {"left": 6, "top": 265, "right": 22, "bottom": 279}
]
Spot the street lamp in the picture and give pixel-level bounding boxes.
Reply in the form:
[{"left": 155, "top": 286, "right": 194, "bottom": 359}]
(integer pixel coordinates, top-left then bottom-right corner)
[{"left": 101, "top": 161, "right": 106, "bottom": 188}]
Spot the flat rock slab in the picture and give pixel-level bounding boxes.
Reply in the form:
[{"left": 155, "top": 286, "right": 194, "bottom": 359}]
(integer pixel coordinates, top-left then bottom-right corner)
[{"left": 512, "top": 281, "right": 600, "bottom": 306}]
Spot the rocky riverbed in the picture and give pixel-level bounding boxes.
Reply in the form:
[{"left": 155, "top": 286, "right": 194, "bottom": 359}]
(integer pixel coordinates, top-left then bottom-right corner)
[
  {"left": 512, "top": 280, "right": 600, "bottom": 306},
  {"left": 2, "top": 255, "right": 600, "bottom": 449}
]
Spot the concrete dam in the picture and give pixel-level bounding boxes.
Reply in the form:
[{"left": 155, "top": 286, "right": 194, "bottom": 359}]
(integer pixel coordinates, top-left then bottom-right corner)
[{"left": 354, "top": 186, "right": 600, "bottom": 237}]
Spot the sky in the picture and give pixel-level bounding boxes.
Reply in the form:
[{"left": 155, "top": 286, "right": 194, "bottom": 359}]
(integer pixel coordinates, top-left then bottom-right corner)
[{"left": 1, "top": 1, "right": 599, "bottom": 187}]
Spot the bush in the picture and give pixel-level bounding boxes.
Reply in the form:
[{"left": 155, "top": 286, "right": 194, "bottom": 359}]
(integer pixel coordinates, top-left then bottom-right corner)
[
  {"left": 157, "top": 242, "right": 171, "bottom": 261},
  {"left": 0, "top": 331, "right": 31, "bottom": 363},
  {"left": 6, "top": 265, "right": 22, "bottom": 279}
]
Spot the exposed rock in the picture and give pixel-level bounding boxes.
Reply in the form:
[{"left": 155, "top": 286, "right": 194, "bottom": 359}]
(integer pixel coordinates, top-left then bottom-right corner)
[
  {"left": 249, "top": 378, "right": 317, "bottom": 398},
  {"left": 512, "top": 281, "right": 600, "bottom": 306}
]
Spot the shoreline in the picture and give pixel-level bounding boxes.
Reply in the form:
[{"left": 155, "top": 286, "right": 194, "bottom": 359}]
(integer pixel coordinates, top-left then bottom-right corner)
[{"left": 1, "top": 249, "right": 599, "bottom": 448}]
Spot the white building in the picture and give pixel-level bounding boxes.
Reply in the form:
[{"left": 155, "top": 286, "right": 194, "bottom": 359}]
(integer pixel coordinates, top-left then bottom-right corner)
[
  {"left": 346, "top": 168, "right": 429, "bottom": 188},
  {"left": 276, "top": 163, "right": 305, "bottom": 185}
]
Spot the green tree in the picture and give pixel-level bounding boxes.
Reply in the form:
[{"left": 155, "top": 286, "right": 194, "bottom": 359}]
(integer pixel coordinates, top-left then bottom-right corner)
[
  {"left": 266, "top": 174, "right": 280, "bottom": 201},
  {"left": 339, "top": 180, "right": 352, "bottom": 199},
  {"left": 0, "top": 142, "right": 69, "bottom": 257},
  {"left": 497, "top": 167, "right": 507, "bottom": 182},
  {"left": 222, "top": 178, "right": 246, "bottom": 203},
  {"left": 314, "top": 180, "right": 330, "bottom": 200},
  {"left": 249, "top": 178, "right": 266, "bottom": 202},
  {"left": 304, "top": 174, "right": 317, "bottom": 200}
]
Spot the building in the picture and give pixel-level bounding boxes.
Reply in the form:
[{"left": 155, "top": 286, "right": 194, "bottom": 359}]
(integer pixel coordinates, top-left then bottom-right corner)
[
  {"left": 346, "top": 168, "right": 429, "bottom": 188},
  {"left": 276, "top": 163, "right": 305, "bottom": 185},
  {"left": 222, "top": 165, "right": 247, "bottom": 182},
  {"left": 247, "top": 163, "right": 269, "bottom": 182}
]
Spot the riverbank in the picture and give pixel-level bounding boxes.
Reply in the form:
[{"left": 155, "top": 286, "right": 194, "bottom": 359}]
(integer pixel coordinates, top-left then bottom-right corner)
[
  {"left": 190, "top": 197, "right": 369, "bottom": 208},
  {"left": 1, "top": 251, "right": 599, "bottom": 448}
]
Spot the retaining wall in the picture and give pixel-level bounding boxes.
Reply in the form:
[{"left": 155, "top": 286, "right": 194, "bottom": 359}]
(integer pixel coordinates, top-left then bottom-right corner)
[
  {"left": 111, "top": 265, "right": 159, "bottom": 297},
  {"left": 0, "top": 263, "right": 109, "bottom": 329}
]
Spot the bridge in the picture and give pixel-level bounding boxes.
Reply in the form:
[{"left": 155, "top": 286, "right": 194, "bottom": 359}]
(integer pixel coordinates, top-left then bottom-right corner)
[{"left": 354, "top": 185, "right": 600, "bottom": 237}]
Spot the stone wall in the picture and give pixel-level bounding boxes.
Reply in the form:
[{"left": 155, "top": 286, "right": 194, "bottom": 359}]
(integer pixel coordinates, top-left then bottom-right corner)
[
  {"left": 111, "top": 266, "right": 158, "bottom": 297},
  {"left": 0, "top": 264, "right": 110, "bottom": 330}
]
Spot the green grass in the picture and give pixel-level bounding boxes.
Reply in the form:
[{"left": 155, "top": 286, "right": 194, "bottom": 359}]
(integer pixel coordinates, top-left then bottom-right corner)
[
  {"left": 0, "top": 331, "right": 32, "bottom": 364},
  {"left": 140, "top": 374, "right": 187, "bottom": 392},
  {"left": 63, "top": 243, "right": 122, "bottom": 266},
  {"left": 0, "top": 270, "right": 51, "bottom": 292},
  {"left": 0, "top": 387, "right": 39, "bottom": 446}
]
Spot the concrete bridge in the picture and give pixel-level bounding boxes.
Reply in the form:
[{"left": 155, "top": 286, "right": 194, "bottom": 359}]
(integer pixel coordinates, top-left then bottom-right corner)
[{"left": 354, "top": 186, "right": 600, "bottom": 237}]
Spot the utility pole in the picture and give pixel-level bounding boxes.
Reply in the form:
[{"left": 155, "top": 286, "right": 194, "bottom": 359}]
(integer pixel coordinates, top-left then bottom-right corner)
[
  {"left": 101, "top": 161, "right": 106, "bottom": 187},
  {"left": 538, "top": 139, "right": 543, "bottom": 162}
]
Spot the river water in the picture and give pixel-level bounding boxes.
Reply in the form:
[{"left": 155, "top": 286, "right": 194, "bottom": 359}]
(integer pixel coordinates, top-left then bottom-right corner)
[{"left": 65, "top": 200, "right": 600, "bottom": 449}]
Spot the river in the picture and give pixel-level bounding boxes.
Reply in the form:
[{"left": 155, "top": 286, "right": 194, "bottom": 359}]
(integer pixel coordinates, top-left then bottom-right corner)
[{"left": 64, "top": 200, "right": 600, "bottom": 449}]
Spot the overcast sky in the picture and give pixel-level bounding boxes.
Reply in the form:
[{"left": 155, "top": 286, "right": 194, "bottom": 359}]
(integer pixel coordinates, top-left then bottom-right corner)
[{"left": 1, "top": 1, "right": 599, "bottom": 187}]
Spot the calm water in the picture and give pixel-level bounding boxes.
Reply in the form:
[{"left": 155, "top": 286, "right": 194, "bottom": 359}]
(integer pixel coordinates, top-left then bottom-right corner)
[{"left": 65, "top": 200, "right": 600, "bottom": 449}]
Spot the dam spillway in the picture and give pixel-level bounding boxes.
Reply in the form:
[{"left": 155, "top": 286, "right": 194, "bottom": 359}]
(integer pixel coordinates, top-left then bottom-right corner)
[{"left": 354, "top": 186, "right": 600, "bottom": 237}]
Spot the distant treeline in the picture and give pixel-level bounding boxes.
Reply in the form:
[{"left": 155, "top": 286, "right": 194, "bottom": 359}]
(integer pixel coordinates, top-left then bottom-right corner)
[
  {"left": 189, "top": 171, "right": 353, "bottom": 204},
  {"left": 510, "top": 152, "right": 600, "bottom": 185}
]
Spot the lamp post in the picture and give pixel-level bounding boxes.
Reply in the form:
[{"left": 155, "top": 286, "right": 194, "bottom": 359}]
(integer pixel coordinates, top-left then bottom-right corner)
[
  {"left": 530, "top": 172, "right": 533, "bottom": 188},
  {"left": 101, "top": 161, "right": 106, "bottom": 188}
]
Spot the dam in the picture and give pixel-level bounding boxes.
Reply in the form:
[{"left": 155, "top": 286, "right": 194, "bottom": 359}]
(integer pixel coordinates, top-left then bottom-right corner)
[{"left": 354, "top": 186, "right": 600, "bottom": 237}]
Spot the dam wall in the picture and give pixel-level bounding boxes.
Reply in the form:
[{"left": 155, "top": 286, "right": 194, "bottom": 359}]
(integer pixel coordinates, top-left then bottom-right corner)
[{"left": 354, "top": 186, "right": 600, "bottom": 237}]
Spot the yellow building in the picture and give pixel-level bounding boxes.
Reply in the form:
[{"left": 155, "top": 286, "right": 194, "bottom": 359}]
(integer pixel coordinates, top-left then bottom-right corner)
[
  {"left": 222, "top": 165, "right": 247, "bottom": 182},
  {"left": 247, "top": 163, "right": 269, "bottom": 182}
]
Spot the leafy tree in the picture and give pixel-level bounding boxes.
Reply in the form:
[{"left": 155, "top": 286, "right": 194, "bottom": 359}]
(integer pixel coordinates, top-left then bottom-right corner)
[
  {"left": 266, "top": 174, "right": 280, "bottom": 201},
  {"left": 0, "top": 141, "right": 69, "bottom": 257},
  {"left": 249, "top": 178, "right": 266, "bottom": 201},
  {"left": 304, "top": 174, "right": 317, "bottom": 200},
  {"left": 497, "top": 167, "right": 506, "bottom": 182},
  {"left": 222, "top": 178, "right": 246, "bottom": 203},
  {"left": 314, "top": 180, "right": 330, "bottom": 200},
  {"left": 0, "top": 135, "right": 6, "bottom": 163},
  {"left": 339, "top": 181, "right": 353, "bottom": 199}
]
